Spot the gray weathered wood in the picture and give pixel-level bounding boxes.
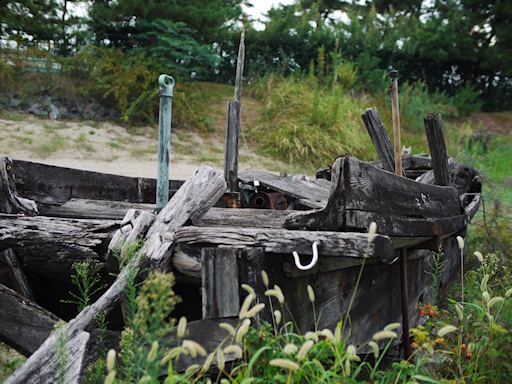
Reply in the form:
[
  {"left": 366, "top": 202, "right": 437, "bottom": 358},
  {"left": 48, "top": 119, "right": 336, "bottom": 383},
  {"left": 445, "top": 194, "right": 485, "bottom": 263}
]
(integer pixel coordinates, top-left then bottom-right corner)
[
  {"left": 239, "top": 171, "right": 329, "bottom": 209},
  {"left": 144, "top": 166, "right": 226, "bottom": 269},
  {"left": 202, "top": 247, "right": 240, "bottom": 319},
  {"left": 0, "top": 249, "right": 34, "bottom": 301},
  {"left": 173, "top": 226, "right": 395, "bottom": 262},
  {"left": 234, "top": 29, "right": 245, "bottom": 103},
  {"left": 224, "top": 100, "right": 241, "bottom": 191},
  {"left": 0, "top": 283, "right": 59, "bottom": 356},
  {"left": 424, "top": 113, "right": 450, "bottom": 186},
  {"left": 285, "top": 157, "right": 463, "bottom": 236},
  {"left": 362, "top": 108, "right": 395, "bottom": 173},
  {"left": 0, "top": 156, "right": 38, "bottom": 215},
  {"left": 5, "top": 166, "right": 225, "bottom": 383},
  {"left": 0, "top": 214, "right": 117, "bottom": 280}
]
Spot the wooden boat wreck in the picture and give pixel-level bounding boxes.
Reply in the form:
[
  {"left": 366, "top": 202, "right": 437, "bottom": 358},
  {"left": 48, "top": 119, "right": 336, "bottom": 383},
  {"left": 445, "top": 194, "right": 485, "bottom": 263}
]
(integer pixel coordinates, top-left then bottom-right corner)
[{"left": 0, "top": 106, "right": 481, "bottom": 382}]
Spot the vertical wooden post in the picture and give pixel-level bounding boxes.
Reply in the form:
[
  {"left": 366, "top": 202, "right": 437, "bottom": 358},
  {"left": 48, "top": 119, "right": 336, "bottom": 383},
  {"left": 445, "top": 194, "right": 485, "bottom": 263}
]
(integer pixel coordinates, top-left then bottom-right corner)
[
  {"left": 224, "top": 30, "right": 245, "bottom": 193},
  {"left": 361, "top": 108, "right": 395, "bottom": 173},
  {"left": 390, "top": 69, "right": 412, "bottom": 359},
  {"left": 0, "top": 249, "right": 34, "bottom": 301},
  {"left": 156, "top": 74, "right": 175, "bottom": 212},
  {"left": 424, "top": 113, "right": 450, "bottom": 186},
  {"left": 202, "top": 247, "right": 241, "bottom": 319}
]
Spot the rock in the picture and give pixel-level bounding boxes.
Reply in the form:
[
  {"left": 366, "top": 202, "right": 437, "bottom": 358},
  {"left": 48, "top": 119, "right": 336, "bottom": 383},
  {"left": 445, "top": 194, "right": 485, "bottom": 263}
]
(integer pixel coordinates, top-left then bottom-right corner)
[
  {"left": 27, "top": 103, "right": 48, "bottom": 117},
  {"left": 9, "top": 97, "right": 22, "bottom": 108},
  {"left": 49, "top": 103, "right": 60, "bottom": 120}
]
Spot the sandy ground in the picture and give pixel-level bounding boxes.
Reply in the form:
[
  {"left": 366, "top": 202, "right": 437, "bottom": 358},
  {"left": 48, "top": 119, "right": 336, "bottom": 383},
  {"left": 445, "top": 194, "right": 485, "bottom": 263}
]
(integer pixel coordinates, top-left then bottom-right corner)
[{"left": 0, "top": 113, "right": 295, "bottom": 180}]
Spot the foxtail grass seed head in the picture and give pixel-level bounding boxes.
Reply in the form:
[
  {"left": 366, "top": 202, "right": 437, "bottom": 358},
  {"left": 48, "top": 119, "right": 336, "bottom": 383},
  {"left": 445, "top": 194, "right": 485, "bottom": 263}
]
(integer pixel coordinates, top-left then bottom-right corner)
[
  {"left": 147, "top": 340, "right": 159, "bottom": 362},
  {"left": 422, "top": 342, "right": 434, "bottom": 355},
  {"left": 372, "top": 330, "right": 398, "bottom": 341},
  {"left": 305, "top": 331, "right": 319, "bottom": 342},
  {"left": 235, "top": 319, "right": 251, "bottom": 342},
  {"left": 344, "top": 359, "right": 351, "bottom": 376},
  {"left": 241, "top": 284, "right": 255, "bottom": 297},
  {"left": 185, "top": 364, "right": 200, "bottom": 376},
  {"left": 182, "top": 340, "right": 207, "bottom": 358},
  {"left": 202, "top": 352, "right": 215, "bottom": 372},
  {"left": 346, "top": 345, "right": 360, "bottom": 362},
  {"left": 307, "top": 285, "right": 315, "bottom": 303},
  {"left": 367, "top": 222, "right": 377, "bottom": 243},
  {"left": 106, "top": 349, "right": 116, "bottom": 372},
  {"left": 485, "top": 312, "right": 494, "bottom": 323},
  {"left": 241, "top": 379, "right": 255, "bottom": 384},
  {"left": 245, "top": 303, "right": 265, "bottom": 319},
  {"left": 481, "top": 275, "right": 489, "bottom": 292},
  {"left": 369, "top": 341, "right": 379, "bottom": 359},
  {"left": 384, "top": 323, "right": 401, "bottom": 332},
  {"left": 274, "top": 310, "right": 282, "bottom": 326},
  {"left": 265, "top": 289, "right": 284, "bottom": 304},
  {"left": 297, "top": 340, "right": 314, "bottom": 360},
  {"left": 456, "top": 236, "right": 464, "bottom": 250},
  {"left": 161, "top": 347, "right": 188, "bottom": 365},
  {"left": 270, "top": 358, "right": 300, "bottom": 371},
  {"left": 177, "top": 316, "right": 187, "bottom": 338},
  {"left": 468, "top": 342, "right": 475, "bottom": 352},
  {"left": 437, "top": 325, "right": 457, "bottom": 338},
  {"left": 488, "top": 296, "right": 504, "bottom": 307},
  {"left": 261, "top": 270, "right": 269, "bottom": 288},
  {"left": 239, "top": 293, "right": 255, "bottom": 319},
  {"left": 219, "top": 322, "right": 236, "bottom": 336},
  {"left": 104, "top": 370, "right": 116, "bottom": 384},
  {"left": 506, "top": 288, "right": 512, "bottom": 298},
  {"left": 482, "top": 291, "right": 491, "bottom": 303},
  {"left": 335, "top": 322, "right": 342, "bottom": 344},
  {"left": 274, "top": 284, "right": 285, "bottom": 304},
  {"left": 217, "top": 350, "right": 225, "bottom": 371},
  {"left": 474, "top": 251, "right": 484, "bottom": 263},
  {"left": 284, "top": 343, "right": 298, "bottom": 354},
  {"left": 320, "top": 328, "right": 334, "bottom": 341},
  {"left": 223, "top": 345, "right": 243, "bottom": 359}
]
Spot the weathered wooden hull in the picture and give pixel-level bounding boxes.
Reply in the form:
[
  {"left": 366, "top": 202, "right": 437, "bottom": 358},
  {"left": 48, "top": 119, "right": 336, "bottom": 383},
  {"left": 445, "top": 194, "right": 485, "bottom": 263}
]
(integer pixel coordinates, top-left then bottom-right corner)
[{"left": 0, "top": 155, "right": 480, "bottom": 358}]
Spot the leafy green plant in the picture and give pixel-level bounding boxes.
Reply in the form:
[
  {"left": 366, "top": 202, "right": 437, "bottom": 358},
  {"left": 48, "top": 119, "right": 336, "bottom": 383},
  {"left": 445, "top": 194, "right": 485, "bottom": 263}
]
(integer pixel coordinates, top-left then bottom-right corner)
[{"left": 63, "top": 261, "right": 105, "bottom": 311}]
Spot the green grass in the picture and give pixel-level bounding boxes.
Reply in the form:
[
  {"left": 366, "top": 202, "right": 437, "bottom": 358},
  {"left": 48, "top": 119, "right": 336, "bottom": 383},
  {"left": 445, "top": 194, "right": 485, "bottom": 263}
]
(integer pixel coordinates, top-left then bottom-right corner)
[
  {"left": 34, "top": 134, "right": 67, "bottom": 157},
  {"left": 0, "top": 342, "right": 25, "bottom": 381}
]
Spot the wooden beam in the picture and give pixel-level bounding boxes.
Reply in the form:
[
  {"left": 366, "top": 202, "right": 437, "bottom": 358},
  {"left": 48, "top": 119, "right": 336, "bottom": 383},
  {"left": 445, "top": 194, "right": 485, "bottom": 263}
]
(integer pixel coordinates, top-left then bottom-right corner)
[
  {"left": 202, "top": 247, "right": 240, "bottom": 318},
  {"left": 0, "top": 156, "right": 37, "bottom": 215},
  {"left": 362, "top": 108, "right": 395, "bottom": 173},
  {"left": 0, "top": 249, "right": 34, "bottom": 301},
  {"left": 0, "top": 283, "right": 59, "bottom": 356},
  {"left": 424, "top": 113, "right": 450, "bottom": 186},
  {"left": 224, "top": 100, "right": 241, "bottom": 191}
]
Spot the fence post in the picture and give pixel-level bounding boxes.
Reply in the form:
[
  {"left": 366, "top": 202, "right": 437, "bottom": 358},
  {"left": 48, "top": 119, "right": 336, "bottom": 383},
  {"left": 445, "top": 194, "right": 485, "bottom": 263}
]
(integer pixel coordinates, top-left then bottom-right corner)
[{"left": 156, "top": 74, "right": 175, "bottom": 212}]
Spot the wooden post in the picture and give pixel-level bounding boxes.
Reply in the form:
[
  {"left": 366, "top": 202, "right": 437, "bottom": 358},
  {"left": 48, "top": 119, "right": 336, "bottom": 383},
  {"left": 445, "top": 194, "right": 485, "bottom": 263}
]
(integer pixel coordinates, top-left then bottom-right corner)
[
  {"left": 389, "top": 69, "right": 412, "bottom": 359},
  {"left": 0, "top": 156, "right": 38, "bottom": 216},
  {"left": 201, "top": 247, "right": 240, "bottom": 318},
  {"left": 224, "top": 30, "right": 245, "bottom": 193},
  {"left": 361, "top": 108, "right": 395, "bottom": 173},
  {"left": 0, "top": 249, "right": 35, "bottom": 301},
  {"left": 424, "top": 113, "right": 450, "bottom": 186},
  {"left": 156, "top": 74, "right": 175, "bottom": 212}
]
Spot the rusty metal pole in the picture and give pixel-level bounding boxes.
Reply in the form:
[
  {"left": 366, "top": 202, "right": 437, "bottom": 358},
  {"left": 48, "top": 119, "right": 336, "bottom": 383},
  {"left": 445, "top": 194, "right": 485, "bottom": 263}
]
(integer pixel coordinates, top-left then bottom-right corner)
[
  {"left": 390, "top": 69, "right": 412, "bottom": 359},
  {"left": 156, "top": 74, "right": 175, "bottom": 212}
]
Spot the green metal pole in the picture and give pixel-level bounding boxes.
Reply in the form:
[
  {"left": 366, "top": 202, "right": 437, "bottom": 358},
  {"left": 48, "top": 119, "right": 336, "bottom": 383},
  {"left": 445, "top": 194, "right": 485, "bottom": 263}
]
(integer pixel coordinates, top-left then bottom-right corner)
[{"left": 156, "top": 74, "right": 175, "bottom": 212}]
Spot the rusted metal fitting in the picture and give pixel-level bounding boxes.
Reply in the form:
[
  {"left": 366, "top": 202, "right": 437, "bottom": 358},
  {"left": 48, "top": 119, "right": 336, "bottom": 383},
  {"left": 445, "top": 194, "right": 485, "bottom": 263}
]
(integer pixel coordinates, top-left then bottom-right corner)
[{"left": 249, "top": 192, "right": 287, "bottom": 210}]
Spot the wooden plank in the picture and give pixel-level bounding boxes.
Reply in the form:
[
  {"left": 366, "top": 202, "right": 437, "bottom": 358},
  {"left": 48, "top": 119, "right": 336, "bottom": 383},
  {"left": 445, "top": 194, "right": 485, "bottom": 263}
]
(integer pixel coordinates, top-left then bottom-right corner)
[
  {"left": 362, "top": 108, "right": 395, "bottom": 173},
  {"left": 201, "top": 247, "right": 240, "bottom": 318},
  {"left": 12, "top": 159, "right": 184, "bottom": 204},
  {"left": 239, "top": 171, "right": 329, "bottom": 209},
  {"left": 224, "top": 100, "right": 241, "bottom": 191},
  {"left": 424, "top": 113, "right": 450, "bottom": 186},
  {"left": 0, "top": 249, "right": 34, "bottom": 301},
  {"left": 173, "top": 226, "right": 395, "bottom": 262},
  {"left": 0, "top": 156, "right": 38, "bottom": 215},
  {"left": 0, "top": 283, "right": 59, "bottom": 356},
  {"left": 0, "top": 214, "right": 117, "bottom": 280},
  {"left": 5, "top": 166, "right": 225, "bottom": 383}
]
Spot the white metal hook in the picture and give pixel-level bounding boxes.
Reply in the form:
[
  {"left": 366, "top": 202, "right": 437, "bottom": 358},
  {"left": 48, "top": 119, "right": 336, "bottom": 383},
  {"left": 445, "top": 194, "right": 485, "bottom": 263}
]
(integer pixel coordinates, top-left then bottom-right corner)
[{"left": 292, "top": 241, "right": 320, "bottom": 271}]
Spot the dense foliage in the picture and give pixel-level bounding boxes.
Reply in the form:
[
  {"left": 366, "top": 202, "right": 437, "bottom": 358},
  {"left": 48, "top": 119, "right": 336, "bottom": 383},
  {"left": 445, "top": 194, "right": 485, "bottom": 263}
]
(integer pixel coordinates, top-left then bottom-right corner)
[{"left": 1, "top": 0, "right": 511, "bottom": 110}]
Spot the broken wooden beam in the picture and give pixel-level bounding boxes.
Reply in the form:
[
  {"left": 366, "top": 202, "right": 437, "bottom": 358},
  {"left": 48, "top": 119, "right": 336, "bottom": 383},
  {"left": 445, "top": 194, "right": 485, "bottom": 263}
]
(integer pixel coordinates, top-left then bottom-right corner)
[
  {"left": 362, "top": 108, "right": 395, "bottom": 173},
  {"left": 0, "top": 156, "right": 37, "bottom": 215},
  {"left": 0, "top": 249, "right": 34, "bottom": 301},
  {"left": 0, "top": 283, "right": 59, "bottom": 356},
  {"left": 424, "top": 113, "right": 450, "bottom": 186}
]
